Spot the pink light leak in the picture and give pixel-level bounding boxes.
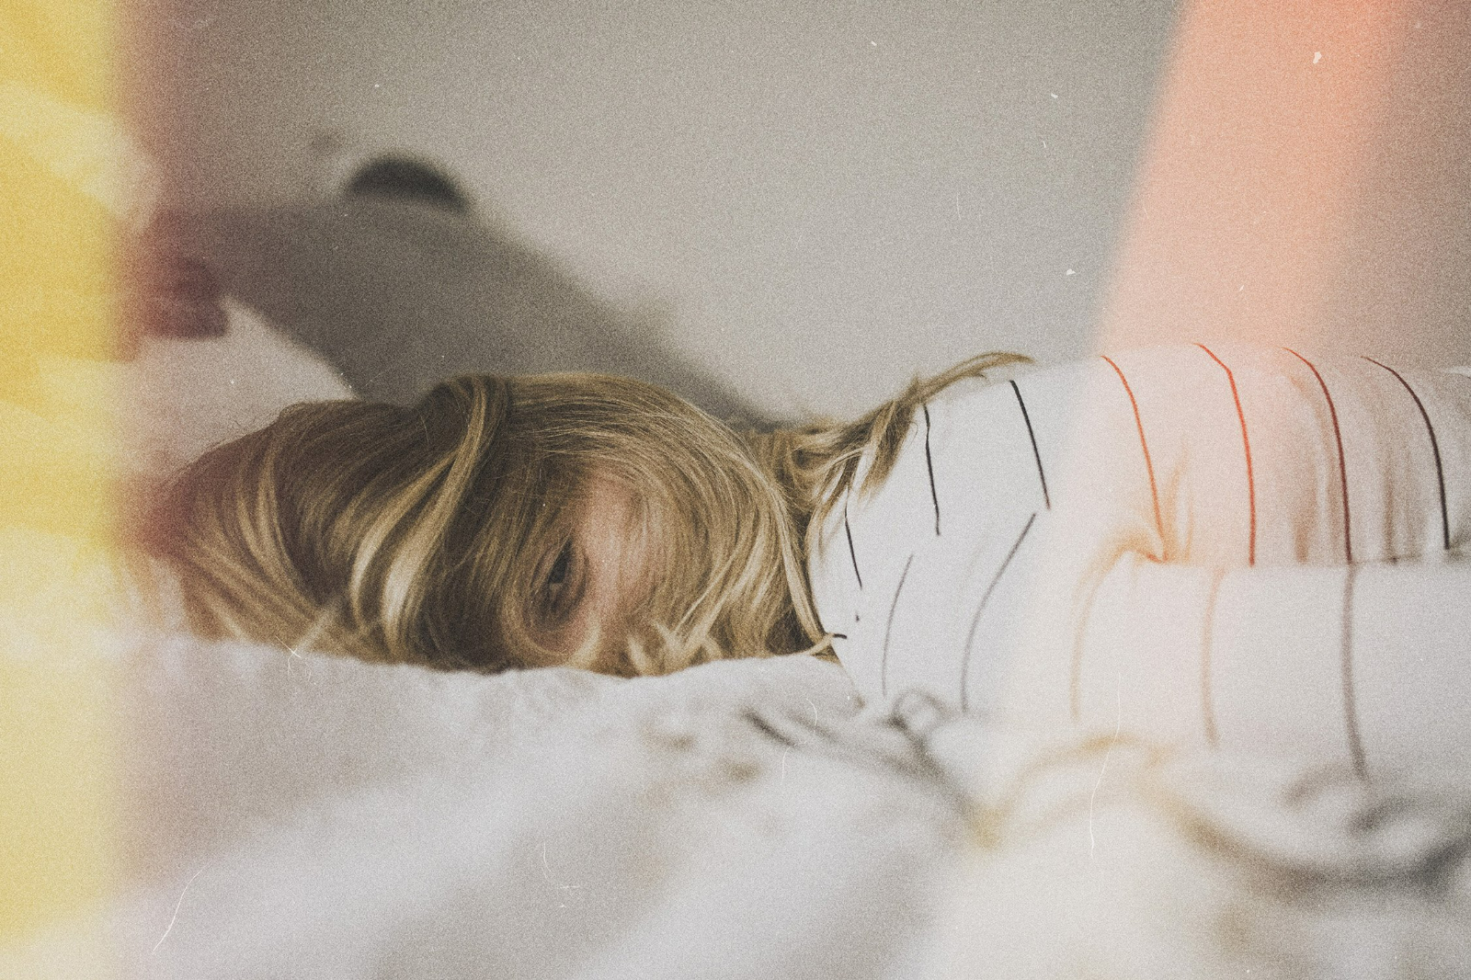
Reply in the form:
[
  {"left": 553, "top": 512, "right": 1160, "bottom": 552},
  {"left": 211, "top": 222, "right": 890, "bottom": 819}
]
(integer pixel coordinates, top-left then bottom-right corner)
[{"left": 1098, "top": 0, "right": 1415, "bottom": 354}]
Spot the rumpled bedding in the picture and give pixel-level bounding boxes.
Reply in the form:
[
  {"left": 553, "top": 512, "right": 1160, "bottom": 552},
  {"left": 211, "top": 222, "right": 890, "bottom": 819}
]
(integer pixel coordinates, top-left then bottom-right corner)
[{"left": 4, "top": 631, "right": 1469, "bottom": 979}]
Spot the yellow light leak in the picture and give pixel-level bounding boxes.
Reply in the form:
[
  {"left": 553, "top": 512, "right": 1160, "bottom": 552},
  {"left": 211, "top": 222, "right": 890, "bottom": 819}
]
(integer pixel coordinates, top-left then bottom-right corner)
[{"left": 0, "top": 0, "right": 126, "bottom": 961}]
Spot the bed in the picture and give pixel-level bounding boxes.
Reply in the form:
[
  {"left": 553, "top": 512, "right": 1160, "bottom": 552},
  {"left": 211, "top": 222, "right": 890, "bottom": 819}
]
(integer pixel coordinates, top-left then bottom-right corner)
[
  {"left": 5, "top": 300, "right": 1471, "bottom": 980},
  {"left": 8, "top": 619, "right": 1471, "bottom": 978}
]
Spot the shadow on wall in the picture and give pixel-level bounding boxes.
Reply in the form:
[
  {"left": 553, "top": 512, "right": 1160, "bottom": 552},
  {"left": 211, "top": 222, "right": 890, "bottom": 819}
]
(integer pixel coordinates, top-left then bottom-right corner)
[{"left": 154, "top": 156, "right": 769, "bottom": 426}]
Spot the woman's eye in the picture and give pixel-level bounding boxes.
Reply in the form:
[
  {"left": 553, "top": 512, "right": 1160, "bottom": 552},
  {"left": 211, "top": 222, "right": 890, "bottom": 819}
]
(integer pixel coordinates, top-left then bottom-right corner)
[
  {"left": 546, "top": 543, "right": 572, "bottom": 588},
  {"left": 539, "top": 542, "right": 580, "bottom": 624}
]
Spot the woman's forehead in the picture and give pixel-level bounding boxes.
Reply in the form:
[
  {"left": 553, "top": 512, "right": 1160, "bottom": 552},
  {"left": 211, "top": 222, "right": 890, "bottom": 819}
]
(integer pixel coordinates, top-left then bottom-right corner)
[{"left": 576, "top": 471, "right": 643, "bottom": 522}]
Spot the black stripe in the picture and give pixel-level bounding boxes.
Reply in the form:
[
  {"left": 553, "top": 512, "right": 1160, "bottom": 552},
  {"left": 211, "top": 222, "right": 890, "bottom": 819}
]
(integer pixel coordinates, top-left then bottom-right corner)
[
  {"left": 922, "top": 402, "right": 940, "bottom": 536},
  {"left": 1200, "top": 569, "right": 1224, "bottom": 749},
  {"left": 1284, "top": 349, "right": 1353, "bottom": 562},
  {"left": 1341, "top": 564, "right": 1368, "bottom": 779},
  {"left": 958, "top": 513, "right": 1036, "bottom": 712},
  {"left": 744, "top": 710, "right": 797, "bottom": 748},
  {"left": 1365, "top": 358, "right": 1450, "bottom": 551},
  {"left": 880, "top": 553, "right": 916, "bottom": 700},
  {"left": 1009, "top": 379, "right": 1050, "bottom": 509},
  {"left": 843, "top": 506, "right": 864, "bottom": 590}
]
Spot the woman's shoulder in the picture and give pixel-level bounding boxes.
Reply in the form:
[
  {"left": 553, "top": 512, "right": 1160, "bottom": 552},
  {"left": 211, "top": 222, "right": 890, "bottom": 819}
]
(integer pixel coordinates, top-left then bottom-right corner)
[{"left": 930, "top": 343, "right": 1471, "bottom": 419}]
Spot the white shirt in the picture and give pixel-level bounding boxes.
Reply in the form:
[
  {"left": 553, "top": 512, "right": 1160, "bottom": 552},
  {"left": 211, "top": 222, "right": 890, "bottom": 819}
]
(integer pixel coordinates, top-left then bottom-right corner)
[{"left": 807, "top": 344, "right": 1471, "bottom": 767}]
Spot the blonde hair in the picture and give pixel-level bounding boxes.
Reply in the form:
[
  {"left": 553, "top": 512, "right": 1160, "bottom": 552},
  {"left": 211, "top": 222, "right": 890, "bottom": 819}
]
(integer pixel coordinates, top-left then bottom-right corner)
[
  {"left": 155, "top": 353, "right": 1027, "bottom": 675},
  {"left": 156, "top": 373, "right": 815, "bottom": 673},
  {"left": 747, "top": 352, "right": 1032, "bottom": 565}
]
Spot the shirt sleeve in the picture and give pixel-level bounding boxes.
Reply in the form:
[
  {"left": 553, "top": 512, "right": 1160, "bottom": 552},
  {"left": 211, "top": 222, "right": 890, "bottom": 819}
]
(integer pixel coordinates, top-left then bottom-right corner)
[{"left": 1057, "top": 554, "right": 1471, "bottom": 772}]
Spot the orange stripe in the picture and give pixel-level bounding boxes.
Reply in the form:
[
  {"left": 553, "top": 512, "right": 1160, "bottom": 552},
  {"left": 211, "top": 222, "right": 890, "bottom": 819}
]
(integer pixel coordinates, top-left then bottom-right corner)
[
  {"left": 1197, "top": 345, "right": 1257, "bottom": 565},
  {"left": 1068, "top": 576, "right": 1108, "bottom": 724},
  {"left": 1100, "top": 356, "right": 1163, "bottom": 548}
]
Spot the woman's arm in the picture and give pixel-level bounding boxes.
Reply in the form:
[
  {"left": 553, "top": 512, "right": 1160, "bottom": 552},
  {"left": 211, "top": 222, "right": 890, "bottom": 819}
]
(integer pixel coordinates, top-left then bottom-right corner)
[{"left": 1016, "top": 553, "right": 1471, "bottom": 772}]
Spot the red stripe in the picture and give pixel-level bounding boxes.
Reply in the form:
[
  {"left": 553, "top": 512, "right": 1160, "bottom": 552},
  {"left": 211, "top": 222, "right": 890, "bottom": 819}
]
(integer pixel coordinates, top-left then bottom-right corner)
[
  {"left": 1284, "top": 349, "right": 1353, "bottom": 563},
  {"left": 1100, "top": 356, "right": 1163, "bottom": 548},
  {"left": 1197, "top": 345, "right": 1257, "bottom": 566}
]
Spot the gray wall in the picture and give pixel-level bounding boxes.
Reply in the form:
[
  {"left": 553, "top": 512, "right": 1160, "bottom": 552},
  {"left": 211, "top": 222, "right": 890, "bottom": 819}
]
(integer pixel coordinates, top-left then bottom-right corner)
[
  {"left": 129, "top": 0, "right": 1469, "bottom": 420},
  {"left": 128, "top": 0, "right": 1178, "bottom": 418}
]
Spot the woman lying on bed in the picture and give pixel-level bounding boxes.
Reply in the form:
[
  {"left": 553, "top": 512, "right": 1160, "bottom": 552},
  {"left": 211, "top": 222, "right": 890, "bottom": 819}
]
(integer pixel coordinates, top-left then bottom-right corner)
[{"left": 155, "top": 344, "right": 1470, "bottom": 760}]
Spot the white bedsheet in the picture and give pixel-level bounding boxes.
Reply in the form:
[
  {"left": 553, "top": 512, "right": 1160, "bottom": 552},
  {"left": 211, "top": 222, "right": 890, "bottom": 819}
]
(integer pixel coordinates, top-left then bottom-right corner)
[{"left": 5, "top": 631, "right": 1469, "bottom": 979}]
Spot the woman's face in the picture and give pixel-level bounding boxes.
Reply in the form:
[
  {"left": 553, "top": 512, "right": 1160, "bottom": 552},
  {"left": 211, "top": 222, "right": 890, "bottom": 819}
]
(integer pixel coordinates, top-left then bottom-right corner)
[{"left": 521, "top": 472, "right": 656, "bottom": 674}]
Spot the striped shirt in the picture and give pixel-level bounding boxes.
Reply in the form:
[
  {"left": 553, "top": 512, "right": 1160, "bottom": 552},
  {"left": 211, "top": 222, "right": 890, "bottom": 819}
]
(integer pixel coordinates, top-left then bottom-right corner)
[{"left": 809, "top": 344, "right": 1471, "bottom": 768}]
